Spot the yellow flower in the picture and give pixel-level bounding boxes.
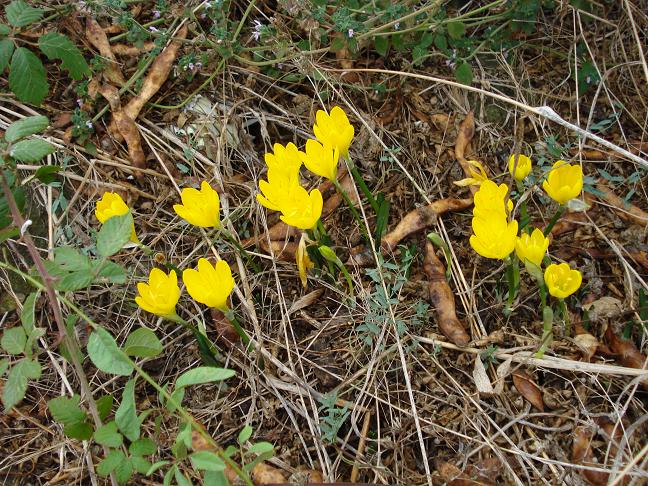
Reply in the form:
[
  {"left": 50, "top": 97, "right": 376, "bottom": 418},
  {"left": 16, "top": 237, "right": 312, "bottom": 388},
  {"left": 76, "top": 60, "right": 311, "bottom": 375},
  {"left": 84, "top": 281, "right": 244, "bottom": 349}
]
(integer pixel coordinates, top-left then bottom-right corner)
[
  {"left": 313, "top": 106, "right": 354, "bottom": 158},
  {"left": 508, "top": 154, "right": 532, "bottom": 181},
  {"left": 544, "top": 262, "right": 582, "bottom": 299},
  {"left": 472, "top": 180, "right": 513, "bottom": 219},
  {"left": 542, "top": 160, "right": 583, "bottom": 205},
  {"left": 265, "top": 142, "right": 302, "bottom": 176},
  {"left": 300, "top": 139, "right": 340, "bottom": 181},
  {"left": 470, "top": 215, "right": 518, "bottom": 260},
  {"left": 515, "top": 228, "right": 549, "bottom": 266},
  {"left": 183, "top": 258, "right": 234, "bottom": 310},
  {"left": 95, "top": 192, "right": 139, "bottom": 243},
  {"left": 256, "top": 168, "right": 300, "bottom": 212},
  {"left": 296, "top": 234, "right": 314, "bottom": 288},
  {"left": 279, "top": 185, "right": 323, "bottom": 230},
  {"left": 173, "top": 181, "right": 221, "bottom": 228},
  {"left": 135, "top": 268, "right": 180, "bottom": 317},
  {"left": 454, "top": 160, "right": 489, "bottom": 187}
]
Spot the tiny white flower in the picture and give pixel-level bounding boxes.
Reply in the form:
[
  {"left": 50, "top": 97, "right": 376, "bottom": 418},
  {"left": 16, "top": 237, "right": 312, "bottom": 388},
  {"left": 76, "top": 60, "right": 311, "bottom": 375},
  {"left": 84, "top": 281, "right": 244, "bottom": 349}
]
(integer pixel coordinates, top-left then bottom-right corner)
[
  {"left": 149, "top": 26, "right": 158, "bottom": 32},
  {"left": 152, "top": 9, "right": 161, "bottom": 18},
  {"left": 76, "top": 98, "right": 83, "bottom": 106},
  {"left": 86, "top": 120, "right": 93, "bottom": 129},
  {"left": 586, "top": 76, "right": 591, "bottom": 84},
  {"left": 394, "top": 22, "right": 400, "bottom": 30},
  {"left": 347, "top": 28, "right": 354, "bottom": 38}
]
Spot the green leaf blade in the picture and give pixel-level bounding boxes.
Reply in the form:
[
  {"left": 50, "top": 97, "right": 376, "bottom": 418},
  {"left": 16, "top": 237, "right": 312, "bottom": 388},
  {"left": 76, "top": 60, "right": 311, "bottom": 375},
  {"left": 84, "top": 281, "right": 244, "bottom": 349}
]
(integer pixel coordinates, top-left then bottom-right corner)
[
  {"left": 10, "top": 139, "right": 56, "bottom": 162},
  {"left": 124, "top": 328, "right": 162, "bottom": 358},
  {"left": 175, "top": 367, "right": 235, "bottom": 389},
  {"left": 6, "top": 1, "right": 43, "bottom": 27},
  {"left": 38, "top": 32, "right": 90, "bottom": 80},
  {"left": 5, "top": 115, "right": 49, "bottom": 142},
  {"left": 1, "top": 327, "right": 26, "bottom": 354},
  {"left": 96, "top": 212, "right": 133, "bottom": 257},
  {"left": 9, "top": 47, "right": 48, "bottom": 105},
  {"left": 87, "top": 328, "right": 134, "bottom": 376},
  {"left": 115, "top": 378, "right": 140, "bottom": 442},
  {"left": 0, "top": 38, "right": 14, "bottom": 73},
  {"left": 2, "top": 358, "right": 40, "bottom": 410}
]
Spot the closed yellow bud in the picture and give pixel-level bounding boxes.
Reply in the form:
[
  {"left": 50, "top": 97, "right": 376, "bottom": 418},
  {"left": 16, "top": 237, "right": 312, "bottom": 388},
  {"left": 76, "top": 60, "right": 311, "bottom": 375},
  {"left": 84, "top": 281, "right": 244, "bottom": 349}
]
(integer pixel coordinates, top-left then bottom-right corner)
[
  {"left": 183, "top": 258, "right": 234, "bottom": 310},
  {"left": 135, "top": 268, "right": 180, "bottom": 317},
  {"left": 173, "top": 181, "right": 221, "bottom": 228},
  {"left": 544, "top": 262, "right": 582, "bottom": 299},
  {"left": 542, "top": 160, "right": 583, "bottom": 205},
  {"left": 515, "top": 228, "right": 549, "bottom": 266},
  {"left": 313, "top": 106, "right": 354, "bottom": 158},
  {"left": 95, "top": 192, "right": 138, "bottom": 243},
  {"left": 508, "top": 154, "right": 532, "bottom": 181}
]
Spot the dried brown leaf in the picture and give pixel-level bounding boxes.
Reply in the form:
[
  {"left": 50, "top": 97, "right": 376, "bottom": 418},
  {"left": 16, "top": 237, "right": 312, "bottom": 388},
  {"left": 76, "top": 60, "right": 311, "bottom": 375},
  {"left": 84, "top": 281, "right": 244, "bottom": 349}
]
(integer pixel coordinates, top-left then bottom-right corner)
[
  {"left": 604, "top": 327, "right": 648, "bottom": 391},
  {"left": 454, "top": 112, "right": 474, "bottom": 163},
  {"left": 573, "top": 331, "right": 599, "bottom": 361},
  {"left": 85, "top": 18, "right": 126, "bottom": 86},
  {"left": 250, "top": 462, "right": 287, "bottom": 485},
  {"left": 113, "top": 110, "right": 146, "bottom": 172},
  {"left": 111, "top": 42, "right": 156, "bottom": 56},
  {"left": 473, "top": 354, "right": 495, "bottom": 395},
  {"left": 288, "top": 289, "right": 325, "bottom": 315},
  {"left": 583, "top": 296, "right": 623, "bottom": 323},
  {"left": 597, "top": 180, "right": 648, "bottom": 227},
  {"left": 210, "top": 309, "right": 239, "bottom": 348},
  {"left": 424, "top": 242, "right": 470, "bottom": 346},
  {"left": 512, "top": 370, "right": 544, "bottom": 411}
]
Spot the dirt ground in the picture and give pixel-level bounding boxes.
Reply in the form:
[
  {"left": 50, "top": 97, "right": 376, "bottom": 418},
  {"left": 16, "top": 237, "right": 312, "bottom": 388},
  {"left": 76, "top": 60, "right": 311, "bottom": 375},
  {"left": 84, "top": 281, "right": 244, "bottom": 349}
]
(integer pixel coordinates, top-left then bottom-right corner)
[{"left": 1, "top": 0, "right": 647, "bottom": 485}]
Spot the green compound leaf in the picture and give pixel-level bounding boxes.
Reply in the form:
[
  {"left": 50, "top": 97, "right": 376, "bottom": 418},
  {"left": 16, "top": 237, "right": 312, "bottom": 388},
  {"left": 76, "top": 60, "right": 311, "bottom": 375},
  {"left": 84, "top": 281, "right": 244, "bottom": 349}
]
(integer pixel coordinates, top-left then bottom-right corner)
[
  {"left": 47, "top": 394, "right": 87, "bottom": 426},
  {"left": 5, "top": 115, "right": 49, "bottom": 142},
  {"left": 38, "top": 32, "right": 90, "bottom": 80},
  {"left": 94, "top": 421, "right": 123, "bottom": 448},
  {"left": 96, "top": 212, "right": 133, "bottom": 257},
  {"left": 87, "top": 328, "right": 134, "bottom": 376},
  {"left": 1, "top": 327, "right": 26, "bottom": 355},
  {"left": 5, "top": 1, "right": 43, "bottom": 28},
  {"left": 10, "top": 139, "right": 56, "bottom": 162},
  {"left": 2, "top": 358, "right": 40, "bottom": 411},
  {"left": 455, "top": 62, "right": 473, "bottom": 86},
  {"left": 9, "top": 47, "right": 48, "bottom": 105}
]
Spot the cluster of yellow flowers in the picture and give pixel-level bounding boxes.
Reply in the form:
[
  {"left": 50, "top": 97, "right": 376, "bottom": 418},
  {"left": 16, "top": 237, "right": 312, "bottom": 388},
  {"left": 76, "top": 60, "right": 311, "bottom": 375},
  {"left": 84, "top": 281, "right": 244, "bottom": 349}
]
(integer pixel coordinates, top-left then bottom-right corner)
[
  {"left": 256, "top": 106, "right": 354, "bottom": 230},
  {"left": 96, "top": 183, "right": 234, "bottom": 319},
  {"left": 469, "top": 156, "right": 584, "bottom": 299}
]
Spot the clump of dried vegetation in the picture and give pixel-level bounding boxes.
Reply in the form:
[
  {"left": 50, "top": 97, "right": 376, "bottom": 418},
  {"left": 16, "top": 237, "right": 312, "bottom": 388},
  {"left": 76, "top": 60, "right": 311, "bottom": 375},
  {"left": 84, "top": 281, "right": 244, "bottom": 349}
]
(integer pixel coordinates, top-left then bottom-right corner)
[{"left": 0, "top": 0, "right": 647, "bottom": 485}]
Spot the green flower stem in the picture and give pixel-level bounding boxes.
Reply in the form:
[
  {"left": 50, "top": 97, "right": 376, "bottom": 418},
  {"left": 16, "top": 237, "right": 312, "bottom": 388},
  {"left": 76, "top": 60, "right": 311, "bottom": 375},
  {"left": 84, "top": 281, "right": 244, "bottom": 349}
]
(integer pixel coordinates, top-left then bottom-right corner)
[
  {"left": 559, "top": 299, "right": 571, "bottom": 337},
  {"left": 0, "top": 261, "right": 253, "bottom": 486},
  {"left": 505, "top": 256, "right": 519, "bottom": 308},
  {"left": 224, "top": 310, "right": 251, "bottom": 349},
  {"left": 215, "top": 227, "right": 261, "bottom": 274},
  {"left": 515, "top": 181, "right": 530, "bottom": 231},
  {"left": 345, "top": 156, "right": 379, "bottom": 214},
  {"left": 331, "top": 178, "right": 368, "bottom": 240},
  {"left": 314, "top": 220, "right": 336, "bottom": 276},
  {"left": 543, "top": 204, "right": 566, "bottom": 236},
  {"left": 536, "top": 305, "right": 554, "bottom": 358}
]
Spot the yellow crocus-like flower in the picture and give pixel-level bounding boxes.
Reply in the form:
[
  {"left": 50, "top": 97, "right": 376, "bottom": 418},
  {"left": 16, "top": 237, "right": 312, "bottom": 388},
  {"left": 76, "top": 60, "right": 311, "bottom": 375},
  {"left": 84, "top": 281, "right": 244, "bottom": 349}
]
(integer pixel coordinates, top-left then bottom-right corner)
[
  {"left": 313, "top": 106, "right": 354, "bottom": 158},
  {"left": 279, "top": 185, "right": 323, "bottom": 230},
  {"left": 454, "top": 160, "right": 489, "bottom": 187},
  {"left": 296, "top": 234, "right": 314, "bottom": 288},
  {"left": 256, "top": 168, "right": 300, "bottom": 212},
  {"left": 95, "top": 192, "right": 139, "bottom": 243},
  {"left": 300, "top": 139, "right": 340, "bottom": 182},
  {"left": 515, "top": 228, "right": 550, "bottom": 266},
  {"left": 264, "top": 142, "right": 302, "bottom": 176},
  {"left": 173, "top": 181, "right": 221, "bottom": 228},
  {"left": 542, "top": 160, "right": 583, "bottom": 205},
  {"left": 135, "top": 268, "right": 180, "bottom": 317},
  {"left": 544, "top": 262, "right": 582, "bottom": 299},
  {"left": 469, "top": 215, "right": 518, "bottom": 260},
  {"left": 508, "top": 154, "right": 532, "bottom": 181},
  {"left": 472, "top": 180, "right": 513, "bottom": 219},
  {"left": 183, "top": 258, "right": 234, "bottom": 310}
]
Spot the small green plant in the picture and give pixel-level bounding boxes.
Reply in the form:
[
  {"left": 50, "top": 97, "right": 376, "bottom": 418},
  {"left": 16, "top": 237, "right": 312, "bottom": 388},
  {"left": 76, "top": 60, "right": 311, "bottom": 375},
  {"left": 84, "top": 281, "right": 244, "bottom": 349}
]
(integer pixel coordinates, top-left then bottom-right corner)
[
  {"left": 318, "top": 391, "right": 350, "bottom": 444},
  {"left": 0, "top": 1, "right": 90, "bottom": 105}
]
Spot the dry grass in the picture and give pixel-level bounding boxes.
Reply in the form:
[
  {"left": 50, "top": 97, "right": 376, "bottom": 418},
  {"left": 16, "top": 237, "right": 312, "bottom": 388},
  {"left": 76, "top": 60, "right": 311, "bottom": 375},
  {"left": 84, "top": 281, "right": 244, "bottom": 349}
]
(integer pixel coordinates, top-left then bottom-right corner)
[{"left": 1, "top": 1, "right": 648, "bottom": 485}]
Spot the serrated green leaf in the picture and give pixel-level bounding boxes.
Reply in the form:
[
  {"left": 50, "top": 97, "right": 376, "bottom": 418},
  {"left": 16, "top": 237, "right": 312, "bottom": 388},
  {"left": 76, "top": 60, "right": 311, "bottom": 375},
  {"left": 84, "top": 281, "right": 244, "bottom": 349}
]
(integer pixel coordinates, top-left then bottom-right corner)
[
  {"left": 20, "top": 293, "right": 37, "bottom": 336},
  {"left": 5, "top": 1, "right": 43, "bottom": 27},
  {"left": 2, "top": 358, "right": 40, "bottom": 410},
  {"left": 63, "top": 421, "right": 93, "bottom": 440},
  {"left": 38, "top": 32, "right": 90, "bottom": 80},
  {"left": 455, "top": 62, "right": 473, "bottom": 86},
  {"left": 93, "top": 260, "right": 127, "bottom": 284},
  {"left": 54, "top": 247, "right": 92, "bottom": 272},
  {"left": 56, "top": 270, "right": 94, "bottom": 291},
  {"left": 175, "top": 367, "right": 235, "bottom": 389},
  {"left": 5, "top": 115, "right": 49, "bottom": 142},
  {"left": 10, "top": 139, "right": 55, "bottom": 162},
  {"left": 97, "top": 212, "right": 133, "bottom": 257},
  {"left": 9, "top": 47, "right": 48, "bottom": 105},
  {"left": 124, "top": 328, "right": 162, "bottom": 358},
  {"left": 94, "top": 421, "right": 123, "bottom": 447},
  {"left": 203, "top": 470, "right": 230, "bottom": 486},
  {"left": 0, "top": 38, "right": 14, "bottom": 73},
  {"left": 47, "top": 394, "right": 87, "bottom": 426},
  {"left": 129, "top": 437, "right": 156, "bottom": 456},
  {"left": 116, "top": 378, "right": 140, "bottom": 442},
  {"left": 131, "top": 455, "right": 152, "bottom": 475},
  {"left": 447, "top": 20, "right": 466, "bottom": 40},
  {"left": 96, "top": 394, "right": 113, "bottom": 421},
  {"left": 190, "top": 451, "right": 225, "bottom": 471},
  {"left": 237, "top": 425, "right": 252, "bottom": 444},
  {"left": 1, "top": 327, "right": 26, "bottom": 354},
  {"left": 97, "top": 449, "right": 125, "bottom": 476},
  {"left": 87, "top": 328, "right": 134, "bottom": 376},
  {"left": 0, "top": 24, "right": 11, "bottom": 36},
  {"left": 0, "top": 359, "right": 8, "bottom": 377},
  {"left": 34, "top": 165, "right": 60, "bottom": 184}
]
